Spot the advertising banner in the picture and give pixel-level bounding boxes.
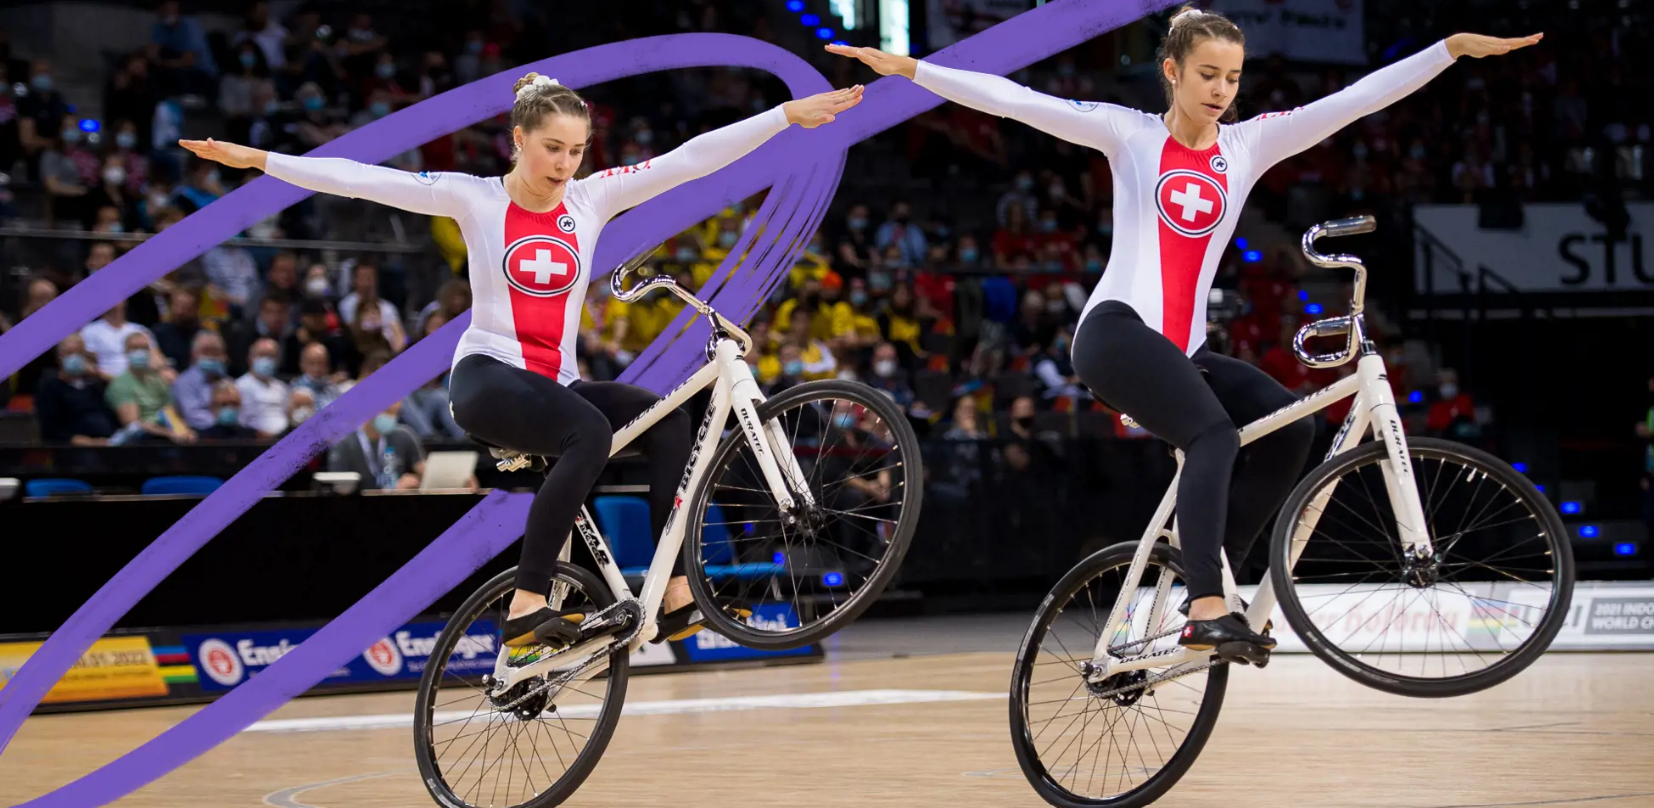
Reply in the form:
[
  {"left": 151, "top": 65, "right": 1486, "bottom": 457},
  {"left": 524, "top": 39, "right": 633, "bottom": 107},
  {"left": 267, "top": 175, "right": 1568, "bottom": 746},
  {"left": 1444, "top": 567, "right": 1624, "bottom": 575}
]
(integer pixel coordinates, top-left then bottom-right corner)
[
  {"left": 1414, "top": 202, "right": 1654, "bottom": 294},
  {"left": 1203, "top": 0, "right": 1366, "bottom": 65},
  {"left": 0, "top": 636, "right": 170, "bottom": 705}
]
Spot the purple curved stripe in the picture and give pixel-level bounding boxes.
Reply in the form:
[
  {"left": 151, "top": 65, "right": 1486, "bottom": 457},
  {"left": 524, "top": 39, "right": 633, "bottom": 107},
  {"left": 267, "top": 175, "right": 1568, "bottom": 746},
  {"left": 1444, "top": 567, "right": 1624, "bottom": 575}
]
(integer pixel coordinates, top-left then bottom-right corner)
[
  {"left": 1, "top": 2, "right": 1179, "bottom": 804},
  {"left": 0, "top": 32, "right": 833, "bottom": 759}
]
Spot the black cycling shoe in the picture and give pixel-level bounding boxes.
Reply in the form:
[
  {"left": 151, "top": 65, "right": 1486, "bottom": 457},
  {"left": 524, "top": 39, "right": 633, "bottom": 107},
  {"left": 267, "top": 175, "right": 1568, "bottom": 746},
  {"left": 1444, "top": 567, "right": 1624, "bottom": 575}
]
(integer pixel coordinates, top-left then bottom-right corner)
[
  {"left": 500, "top": 607, "right": 585, "bottom": 649},
  {"left": 1178, "top": 596, "right": 1273, "bottom": 634},
  {"left": 651, "top": 597, "right": 753, "bottom": 644},
  {"left": 1178, "top": 613, "right": 1276, "bottom": 666}
]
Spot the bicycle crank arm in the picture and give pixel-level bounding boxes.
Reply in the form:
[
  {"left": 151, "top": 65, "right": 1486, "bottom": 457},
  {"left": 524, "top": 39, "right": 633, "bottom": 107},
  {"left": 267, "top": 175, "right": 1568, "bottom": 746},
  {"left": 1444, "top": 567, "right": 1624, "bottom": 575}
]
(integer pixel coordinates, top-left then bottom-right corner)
[{"left": 490, "top": 600, "right": 643, "bottom": 693}]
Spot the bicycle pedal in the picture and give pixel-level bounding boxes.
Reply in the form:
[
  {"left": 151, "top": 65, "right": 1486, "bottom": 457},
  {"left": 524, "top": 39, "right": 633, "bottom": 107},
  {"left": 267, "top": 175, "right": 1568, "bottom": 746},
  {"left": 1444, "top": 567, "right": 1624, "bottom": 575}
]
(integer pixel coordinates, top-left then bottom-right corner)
[{"left": 1214, "top": 640, "right": 1272, "bottom": 667}]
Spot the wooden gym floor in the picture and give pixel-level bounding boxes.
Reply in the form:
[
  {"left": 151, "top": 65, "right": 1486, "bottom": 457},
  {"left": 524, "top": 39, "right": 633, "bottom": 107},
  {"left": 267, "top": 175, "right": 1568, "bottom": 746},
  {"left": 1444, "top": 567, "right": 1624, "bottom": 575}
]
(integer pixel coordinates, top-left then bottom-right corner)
[{"left": 4, "top": 614, "right": 1652, "bottom": 808}]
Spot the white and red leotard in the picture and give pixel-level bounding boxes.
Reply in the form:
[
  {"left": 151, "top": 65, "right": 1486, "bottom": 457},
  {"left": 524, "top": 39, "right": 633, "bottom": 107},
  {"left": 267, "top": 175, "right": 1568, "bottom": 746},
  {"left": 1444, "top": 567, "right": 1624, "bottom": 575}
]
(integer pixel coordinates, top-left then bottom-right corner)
[
  {"left": 263, "top": 105, "right": 791, "bottom": 384},
  {"left": 911, "top": 39, "right": 1456, "bottom": 355}
]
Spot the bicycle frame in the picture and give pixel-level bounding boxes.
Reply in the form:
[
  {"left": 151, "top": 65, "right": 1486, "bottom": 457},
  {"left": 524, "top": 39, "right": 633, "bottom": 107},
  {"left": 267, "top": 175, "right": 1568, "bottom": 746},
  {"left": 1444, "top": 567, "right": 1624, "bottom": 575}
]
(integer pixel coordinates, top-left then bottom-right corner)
[
  {"left": 484, "top": 267, "right": 816, "bottom": 695},
  {"left": 1086, "top": 216, "right": 1435, "bottom": 682}
]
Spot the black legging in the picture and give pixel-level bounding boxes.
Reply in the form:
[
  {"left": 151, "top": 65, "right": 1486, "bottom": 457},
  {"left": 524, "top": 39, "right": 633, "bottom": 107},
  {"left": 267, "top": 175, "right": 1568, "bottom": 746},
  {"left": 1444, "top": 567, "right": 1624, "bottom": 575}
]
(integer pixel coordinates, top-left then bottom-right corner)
[
  {"left": 448, "top": 353, "right": 691, "bottom": 595},
  {"left": 1072, "top": 301, "right": 1315, "bottom": 600}
]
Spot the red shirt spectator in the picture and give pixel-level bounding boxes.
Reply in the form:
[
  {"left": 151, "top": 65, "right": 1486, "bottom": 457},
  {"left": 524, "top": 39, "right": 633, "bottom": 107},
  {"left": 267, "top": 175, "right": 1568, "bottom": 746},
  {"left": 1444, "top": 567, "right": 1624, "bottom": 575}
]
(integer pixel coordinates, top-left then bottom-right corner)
[{"left": 1428, "top": 392, "right": 1477, "bottom": 433}]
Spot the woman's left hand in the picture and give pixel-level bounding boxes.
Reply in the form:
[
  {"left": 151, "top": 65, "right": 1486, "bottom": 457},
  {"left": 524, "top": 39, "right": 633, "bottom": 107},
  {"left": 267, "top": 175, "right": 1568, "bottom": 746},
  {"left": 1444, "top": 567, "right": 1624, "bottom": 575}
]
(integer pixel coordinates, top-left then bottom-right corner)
[
  {"left": 1447, "top": 33, "right": 1542, "bottom": 59},
  {"left": 782, "top": 85, "right": 865, "bottom": 129}
]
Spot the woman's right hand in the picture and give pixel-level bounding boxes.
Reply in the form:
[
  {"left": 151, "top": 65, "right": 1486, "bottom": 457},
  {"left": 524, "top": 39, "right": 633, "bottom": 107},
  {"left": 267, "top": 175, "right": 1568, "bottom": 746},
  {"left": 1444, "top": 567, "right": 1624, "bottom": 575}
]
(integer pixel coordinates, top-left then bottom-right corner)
[
  {"left": 178, "top": 138, "right": 267, "bottom": 170},
  {"left": 825, "top": 44, "right": 918, "bottom": 80}
]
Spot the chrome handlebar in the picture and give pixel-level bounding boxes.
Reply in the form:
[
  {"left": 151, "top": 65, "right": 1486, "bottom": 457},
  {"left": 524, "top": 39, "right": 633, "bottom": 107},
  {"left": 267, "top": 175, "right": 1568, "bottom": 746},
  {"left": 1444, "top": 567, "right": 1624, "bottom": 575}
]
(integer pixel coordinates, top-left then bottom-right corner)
[
  {"left": 1293, "top": 215, "right": 1374, "bottom": 368},
  {"left": 608, "top": 250, "right": 753, "bottom": 356}
]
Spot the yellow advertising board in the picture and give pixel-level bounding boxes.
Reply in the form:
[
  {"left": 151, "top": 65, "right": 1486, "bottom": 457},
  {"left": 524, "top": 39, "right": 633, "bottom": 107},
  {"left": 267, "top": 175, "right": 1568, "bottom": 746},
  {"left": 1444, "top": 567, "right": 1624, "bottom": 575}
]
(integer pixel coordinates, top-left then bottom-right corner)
[{"left": 0, "top": 636, "right": 169, "bottom": 704}]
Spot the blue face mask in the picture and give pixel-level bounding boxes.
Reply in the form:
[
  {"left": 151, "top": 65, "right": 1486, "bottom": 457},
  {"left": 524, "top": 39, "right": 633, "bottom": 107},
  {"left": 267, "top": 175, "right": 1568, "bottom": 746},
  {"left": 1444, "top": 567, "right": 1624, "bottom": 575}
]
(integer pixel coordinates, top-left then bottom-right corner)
[
  {"left": 217, "top": 406, "right": 240, "bottom": 425},
  {"left": 253, "top": 356, "right": 278, "bottom": 377},
  {"left": 303, "top": 95, "right": 324, "bottom": 111},
  {"left": 198, "top": 358, "right": 225, "bottom": 376},
  {"left": 1040, "top": 219, "right": 1058, "bottom": 233},
  {"left": 369, "top": 101, "right": 390, "bottom": 117},
  {"left": 239, "top": 52, "right": 257, "bottom": 69},
  {"left": 62, "top": 354, "right": 86, "bottom": 376},
  {"left": 1045, "top": 260, "right": 1065, "bottom": 272},
  {"left": 31, "top": 75, "right": 51, "bottom": 93},
  {"left": 1097, "top": 223, "right": 1113, "bottom": 236},
  {"left": 849, "top": 290, "right": 868, "bottom": 307},
  {"left": 466, "top": 40, "right": 483, "bottom": 54},
  {"left": 676, "top": 248, "right": 698, "bottom": 262},
  {"left": 1085, "top": 258, "right": 1104, "bottom": 272},
  {"left": 373, "top": 413, "right": 399, "bottom": 434},
  {"left": 833, "top": 413, "right": 857, "bottom": 429},
  {"left": 264, "top": 99, "right": 280, "bottom": 116},
  {"left": 1016, "top": 176, "right": 1034, "bottom": 192},
  {"left": 783, "top": 360, "right": 804, "bottom": 376},
  {"left": 718, "top": 231, "right": 738, "bottom": 248},
  {"left": 376, "top": 62, "right": 395, "bottom": 79},
  {"left": 127, "top": 349, "right": 151, "bottom": 371},
  {"left": 960, "top": 247, "right": 978, "bottom": 263},
  {"left": 847, "top": 216, "right": 867, "bottom": 231},
  {"left": 62, "top": 128, "right": 81, "bottom": 144},
  {"left": 116, "top": 131, "right": 137, "bottom": 150}
]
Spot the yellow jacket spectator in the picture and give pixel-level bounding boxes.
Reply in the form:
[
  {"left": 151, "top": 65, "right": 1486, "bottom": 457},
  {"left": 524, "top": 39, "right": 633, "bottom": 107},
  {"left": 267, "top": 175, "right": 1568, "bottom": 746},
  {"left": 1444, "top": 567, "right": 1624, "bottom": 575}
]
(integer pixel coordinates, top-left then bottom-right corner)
[{"left": 431, "top": 216, "right": 467, "bottom": 274}]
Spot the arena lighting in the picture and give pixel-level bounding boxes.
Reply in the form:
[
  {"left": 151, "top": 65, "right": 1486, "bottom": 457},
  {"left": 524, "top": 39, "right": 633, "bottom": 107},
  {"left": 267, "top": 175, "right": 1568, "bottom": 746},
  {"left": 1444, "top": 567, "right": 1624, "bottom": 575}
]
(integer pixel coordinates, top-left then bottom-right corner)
[
  {"left": 79, "top": 118, "right": 100, "bottom": 132},
  {"left": 801, "top": 13, "right": 820, "bottom": 25},
  {"left": 1561, "top": 501, "right": 1582, "bottom": 514},
  {"left": 1235, "top": 236, "right": 1248, "bottom": 249},
  {"left": 1409, "top": 391, "right": 1423, "bottom": 403},
  {"left": 1305, "top": 303, "right": 1324, "bottom": 315},
  {"left": 1614, "top": 542, "right": 1637, "bottom": 556},
  {"left": 823, "top": 572, "right": 845, "bottom": 586},
  {"left": 786, "top": 0, "right": 804, "bottom": 11},
  {"left": 1298, "top": 289, "right": 1309, "bottom": 301},
  {"left": 1578, "top": 525, "right": 1599, "bottom": 538},
  {"left": 817, "top": 27, "right": 836, "bottom": 39},
  {"left": 831, "top": 40, "right": 849, "bottom": 46},
  {"left": 773, "top": 551, "right": 786, "bottom": 564},
  {"left": 1243, "top": 249, "right": 1262, "bottom": 262},
  {"left": 1513, "top": 462, "right": 1529, "bottom": 473}
]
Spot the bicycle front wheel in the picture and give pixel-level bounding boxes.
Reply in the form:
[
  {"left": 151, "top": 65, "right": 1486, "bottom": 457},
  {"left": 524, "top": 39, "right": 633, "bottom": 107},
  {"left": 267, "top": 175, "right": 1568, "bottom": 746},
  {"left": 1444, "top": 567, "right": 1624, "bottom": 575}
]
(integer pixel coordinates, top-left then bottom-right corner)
[
  {"left": 1269, "top": 437, "right": 1575, "bottom": 698},
  {"left": 682, "top": 379, "right": 922, "bottom": 650}
]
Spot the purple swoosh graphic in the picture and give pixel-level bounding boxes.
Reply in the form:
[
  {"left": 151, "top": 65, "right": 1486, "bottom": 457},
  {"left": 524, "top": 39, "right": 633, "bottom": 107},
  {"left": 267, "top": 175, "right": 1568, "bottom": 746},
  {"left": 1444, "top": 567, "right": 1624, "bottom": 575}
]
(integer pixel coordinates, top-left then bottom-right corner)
[{"left": 0, "top": 2, "right": 1178, "bottom": 805}]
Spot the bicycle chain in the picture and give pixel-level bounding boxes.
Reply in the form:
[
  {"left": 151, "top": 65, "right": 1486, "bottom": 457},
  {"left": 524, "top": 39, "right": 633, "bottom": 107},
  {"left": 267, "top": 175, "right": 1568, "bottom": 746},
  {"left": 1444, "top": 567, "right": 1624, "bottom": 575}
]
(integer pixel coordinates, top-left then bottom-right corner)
[{"left": 1086, "top": 658, "right": 1224, "bottom": 700}]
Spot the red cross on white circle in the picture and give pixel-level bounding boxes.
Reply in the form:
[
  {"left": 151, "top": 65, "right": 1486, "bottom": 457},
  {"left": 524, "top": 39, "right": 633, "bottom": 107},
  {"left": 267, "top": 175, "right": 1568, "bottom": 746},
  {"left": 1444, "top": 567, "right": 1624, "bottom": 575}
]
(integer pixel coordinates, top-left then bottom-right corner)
[
  {"left": 502, "top": 235, "right": 581, "bottom": 297},
  {"left": 1154, "top": 169, "right": 1227, "bottom": 238}
]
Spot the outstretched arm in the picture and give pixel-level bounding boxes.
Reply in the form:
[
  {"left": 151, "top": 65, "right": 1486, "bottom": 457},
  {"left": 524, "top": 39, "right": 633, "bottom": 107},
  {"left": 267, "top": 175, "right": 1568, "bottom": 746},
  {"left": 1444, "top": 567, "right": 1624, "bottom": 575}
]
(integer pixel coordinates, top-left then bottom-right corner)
[
  {"left": 827, "top": 44, "right": 1139, "bottom": 156},
  {"left": 582, "top": 85, "right": 863, "bottom": 220},
  {"left": 1241, "top": 33, "right": 1541, "bottom": 167},
  {"left": 179, "top": 139, "right": 470, "bottom": 219}
]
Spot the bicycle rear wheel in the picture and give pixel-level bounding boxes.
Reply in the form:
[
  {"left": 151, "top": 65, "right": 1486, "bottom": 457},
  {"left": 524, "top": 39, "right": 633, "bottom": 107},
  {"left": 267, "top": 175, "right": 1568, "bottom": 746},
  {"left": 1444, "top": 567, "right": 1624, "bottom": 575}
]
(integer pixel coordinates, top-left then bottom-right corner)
[
  {"left": 413, "top": 563, "right": 627, "bottom": 808},
  {"left": 1269, "top": 437, "right": 1574, "bottom": 698},
  {"left": 682, "top": 379, "right": 922, "bottom": 650},
  {"left": 1011, "top": 541, "right": 1227, "bottom": 808}
]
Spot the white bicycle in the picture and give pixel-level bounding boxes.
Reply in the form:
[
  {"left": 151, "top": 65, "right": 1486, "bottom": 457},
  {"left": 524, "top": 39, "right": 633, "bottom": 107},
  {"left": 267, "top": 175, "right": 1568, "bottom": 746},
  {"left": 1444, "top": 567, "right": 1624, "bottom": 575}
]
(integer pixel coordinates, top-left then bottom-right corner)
[
  {"left": 411, "top": 252, "right": 923, "bottom": 808},
  {"left": 1009, "top": 216, "right": 1575, "bottom": 808}
]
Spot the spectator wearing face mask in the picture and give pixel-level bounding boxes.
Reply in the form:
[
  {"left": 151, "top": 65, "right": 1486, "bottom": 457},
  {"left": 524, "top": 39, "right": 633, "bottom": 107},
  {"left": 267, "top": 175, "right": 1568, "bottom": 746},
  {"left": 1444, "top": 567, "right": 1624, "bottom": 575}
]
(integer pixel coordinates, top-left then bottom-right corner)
[
  {"left": 1426, "top": 368, "right": 1479, "bottom": 438},
  {"left": 17, "top": 58, "right": 69, "bottom": 158},
  {"left": 4, "top": 276, "right": 61, "bottom": 397},
  {"left": 87, "top": 153, "right": 139, "bottom": 231},
  {"left": 875, "top": 200, "right": 928, "bottom": 268},
  {"left": 35, "top": 334, "right": 117, "bottom": 445},
  {"left": 204, "top": 234, "right": 262, "bottom": 316},
  {"left": 326, "top": 400, "right": 426, "bottom": 491},
  {"left": 998, "top": 169, "right": 1039, "bottom": 228},
  {"left": 40, "top": 112, "right": 99, "bottom": 226},
  {"left": 289, "top": 341, "right": 344, "bottom": 413},
  {"left": 199, "top": 378, "right": 259, "bottom": 440},
  {"left": 866, "top": 342, "right": 914, "bottom": 409},
  {"left": 834, "top": 202, "right": 878, "bottom": 276},
  {"left": 1032, "top": 325, "right": 1085, "bottom": 403},
  {"left": 292, "top": 296, "right": 355, "bottom": 376},
  {"left": 108, "top": 120, "right": 148, "bottom": 195},
  {"left": 171, "top": 329, "right": 232, "bottom": 431},
  {"left": 152, "top": 286, "right": 205, "bottom": 371},
  {"left": 106, "top": 331, "right": 191, "bottom": 444},
  {"left": 149, "top": 0, "right": 217, "bottom": 96},
  {"left": 80, "top": 299, "right": 157, "bottom": 380},
  {"left": 338, "top": 260, "right": 401, "bottom": 327},
  {"left": 227, "top": 292, "right": 294, "bottom": 376},
  {"left": 772, "top": 343, "right": 807, "bottom": 393},
  {"left": 236, "top": 337, "right": 289, "bottom": 438}
]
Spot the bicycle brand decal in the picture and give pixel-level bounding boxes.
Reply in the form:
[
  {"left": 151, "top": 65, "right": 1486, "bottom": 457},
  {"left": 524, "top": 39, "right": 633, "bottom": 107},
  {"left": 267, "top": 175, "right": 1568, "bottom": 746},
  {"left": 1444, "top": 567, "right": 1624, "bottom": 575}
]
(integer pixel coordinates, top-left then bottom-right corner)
[{"left": 574, "top": 512, "right": 612, "bottom": 568}]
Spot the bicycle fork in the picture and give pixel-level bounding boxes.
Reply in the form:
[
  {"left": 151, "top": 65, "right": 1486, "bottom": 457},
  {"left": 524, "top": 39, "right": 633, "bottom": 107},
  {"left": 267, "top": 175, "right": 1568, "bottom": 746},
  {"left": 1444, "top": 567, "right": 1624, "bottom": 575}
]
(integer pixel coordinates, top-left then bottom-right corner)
[{"left": 717, "top": 340, "right": 816, "bottom": 515}]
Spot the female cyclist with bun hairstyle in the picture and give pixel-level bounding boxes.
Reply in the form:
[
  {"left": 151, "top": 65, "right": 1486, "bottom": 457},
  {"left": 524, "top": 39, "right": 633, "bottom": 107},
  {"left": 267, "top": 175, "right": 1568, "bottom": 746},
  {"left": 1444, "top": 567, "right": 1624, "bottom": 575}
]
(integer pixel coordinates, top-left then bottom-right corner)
[
  {"left": 830, "top": 6, "right": 1538, "bottom": 660},
  {"left": 183, "top": 74, "right": 864, "bottom": 652}
]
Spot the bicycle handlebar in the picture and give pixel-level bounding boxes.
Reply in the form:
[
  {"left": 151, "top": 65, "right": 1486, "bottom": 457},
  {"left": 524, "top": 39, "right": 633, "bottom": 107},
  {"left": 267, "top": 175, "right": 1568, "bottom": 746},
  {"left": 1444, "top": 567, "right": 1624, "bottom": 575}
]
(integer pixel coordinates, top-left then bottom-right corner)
[
  {"left": 608, "top": 250, "right": 754, "bottom": 356},
  {"left": 1293, "top": 216, "right": 1374, "bottom": 368}
]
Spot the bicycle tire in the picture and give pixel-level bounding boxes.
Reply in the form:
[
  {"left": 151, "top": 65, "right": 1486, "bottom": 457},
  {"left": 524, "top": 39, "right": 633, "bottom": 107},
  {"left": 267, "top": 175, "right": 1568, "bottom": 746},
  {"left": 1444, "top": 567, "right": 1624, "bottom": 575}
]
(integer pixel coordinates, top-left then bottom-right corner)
[
  {"left": 682, "top": 379, "right": 923, "bottom": 650},
  {"left": 1011, "top": 541, "right": 1228, "bottom": 808},
  {"left": 1268, "top": 436, "right": 1575, "bottom": 698},
  {"left": 413, "top": 563, "right": 629, "bottom": 808}
]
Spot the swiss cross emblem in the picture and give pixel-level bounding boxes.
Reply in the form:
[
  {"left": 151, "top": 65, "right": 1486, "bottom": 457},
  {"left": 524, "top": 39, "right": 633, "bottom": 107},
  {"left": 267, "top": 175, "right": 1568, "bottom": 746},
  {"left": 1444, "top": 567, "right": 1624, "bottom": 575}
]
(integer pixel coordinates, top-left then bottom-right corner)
[
  {"left": 503, "top": 235, "right": 581, "bottom": 297},
  {"left": 1154, "top": 169, "right": 1227, "bottom": 238}
]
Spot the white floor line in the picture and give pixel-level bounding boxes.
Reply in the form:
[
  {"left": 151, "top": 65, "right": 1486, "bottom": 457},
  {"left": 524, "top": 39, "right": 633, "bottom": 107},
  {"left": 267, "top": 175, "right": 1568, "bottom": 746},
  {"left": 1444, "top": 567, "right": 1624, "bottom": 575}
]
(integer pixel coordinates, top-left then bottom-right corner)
[{"left": 244, "top": 689, "right": 1006, "bottom": 734}]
